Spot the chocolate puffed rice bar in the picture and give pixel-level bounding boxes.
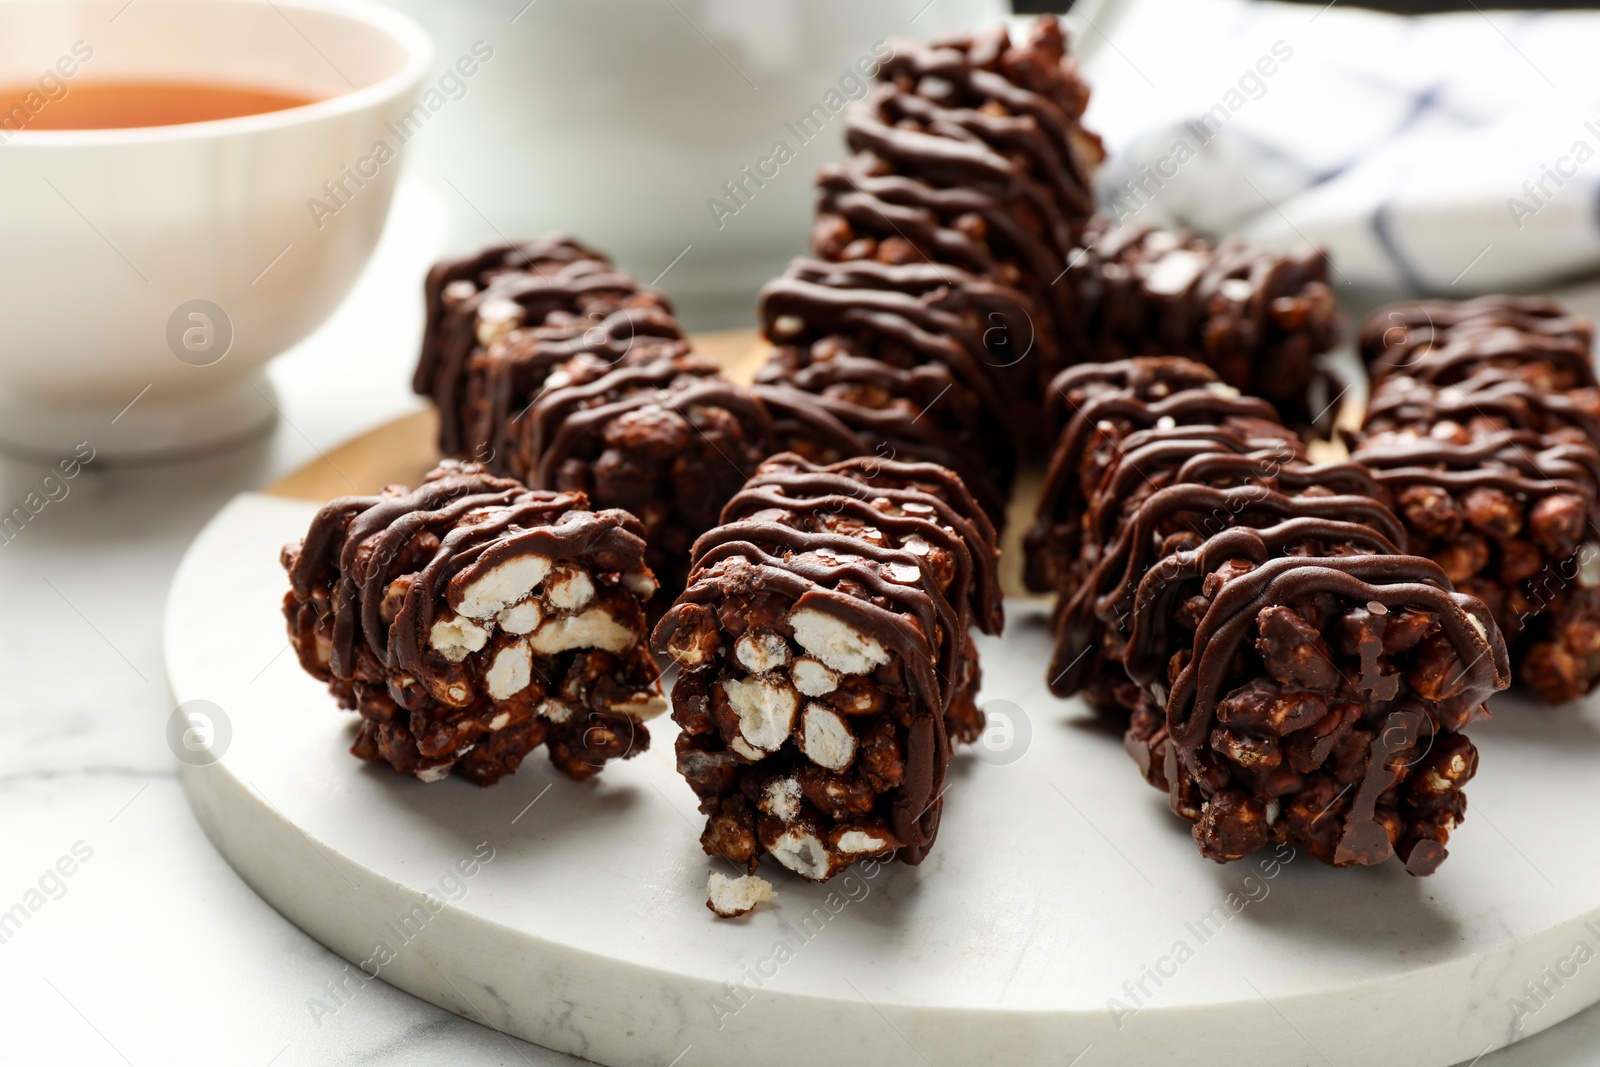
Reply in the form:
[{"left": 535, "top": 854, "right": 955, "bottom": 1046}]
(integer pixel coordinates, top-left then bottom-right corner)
[
  {"left": 414, "top": 236, "right": 684, "bottom": 470},
  {"left": 653, "top": 453, "right": 1001, "bottom": 882},
  {"left": 817, "top": 16, "right": 1103, "bottom": 357},
  {"left": 282, "top": 462, "right": 664, "bottom": 785},
  {"left": 1023, "top": 356, "right": 1290, "bottom": 594},
  {"left": 1121, "top": 527, "right": 1509, "bottom": 874},
  {"left": 1356, "top": 296, "right": 1600, "bottom": 701},
  {"left": 757, "top": 256, "right": 1028, "bottom": 518},
  {"left": 1049, "top": 436, "right": 1394, "bottom": 716}
]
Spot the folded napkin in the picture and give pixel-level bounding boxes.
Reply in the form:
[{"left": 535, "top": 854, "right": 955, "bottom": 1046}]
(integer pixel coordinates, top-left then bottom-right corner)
[{"left": 1079, "top": 0, "right": 1600, "bottom": 294}]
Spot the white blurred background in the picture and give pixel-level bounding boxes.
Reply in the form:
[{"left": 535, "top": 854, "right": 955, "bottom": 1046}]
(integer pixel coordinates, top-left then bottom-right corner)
[
  {"left": 366, "top": 0, "right": 1600, "bottom": 326},
  {"left": 369, "top": 0, "right": 1012, "bottom": 326}
]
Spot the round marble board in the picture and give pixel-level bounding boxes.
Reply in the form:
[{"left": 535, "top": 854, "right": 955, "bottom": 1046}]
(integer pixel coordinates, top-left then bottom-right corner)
[{"left": 167, "top": 332, "right": 1600, "bottom": 1067}]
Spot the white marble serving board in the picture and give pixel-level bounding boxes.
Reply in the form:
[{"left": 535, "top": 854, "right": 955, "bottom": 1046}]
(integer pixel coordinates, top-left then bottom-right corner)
[{"left": 165, "top": 492, "right": 1600, "bottom": 1067}]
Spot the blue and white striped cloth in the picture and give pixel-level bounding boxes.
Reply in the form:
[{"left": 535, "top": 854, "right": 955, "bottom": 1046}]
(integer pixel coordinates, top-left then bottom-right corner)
[{"left": 1077, "top": 0, "right": 1600, "bottom": 294}]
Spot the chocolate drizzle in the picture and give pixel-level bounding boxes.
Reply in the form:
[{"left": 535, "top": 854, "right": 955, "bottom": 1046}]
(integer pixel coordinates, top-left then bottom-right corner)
[
  {"left": 873, "top": 21, "right": 1099, "bottom": 221},
  {"left": 844, "top": 18, "right": 1100, "bottom": 265},
  {"left": 814, "top": 156, "right": 1073, "bottom": 325},
  {"left": 717, "top": 456, "right": 1003, "bottom": 636},
  {"left": 1354, "top": 428, "right": 1600, "bottom": 490},
  {"left": 1043, "top": 354, "right": 1227, "bottom": 433},
  {"left": 760, "top": 260, "right": 1017, "bottom": 417},
  {"left": 756, "top": 257, "right": 1023, "bottom": 501},
  {"left": 1079, "top": 426, "right": 1307, "bottom": 556},
  {"left": 1057, "top": 479, "right": 1401, "bottom": 700},
  {"left": 466, "top": 312, "right": 686, "bottom": 474},
  {"left": 1368, "top": 322, "right": 1595, "bottom": 391},
  {"left": 417, "top": 237, "right": 609, "bottom": 391},
  {"left": 844, "top": 88, "right": 1084, "bottom": 272}
]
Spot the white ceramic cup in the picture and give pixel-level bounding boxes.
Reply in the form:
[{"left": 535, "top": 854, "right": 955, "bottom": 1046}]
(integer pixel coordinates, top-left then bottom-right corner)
[{"left": 0, "top": 0, "right": 432, "bottom": 457}]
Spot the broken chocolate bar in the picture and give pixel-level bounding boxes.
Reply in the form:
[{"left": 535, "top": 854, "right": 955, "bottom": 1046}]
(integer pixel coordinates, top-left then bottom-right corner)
[
  {"left": 281, "top": 461, "right": 664, "bottom": 785},
  {"left": 654, "top": 453, "right": 1001, "bottom": 881}
]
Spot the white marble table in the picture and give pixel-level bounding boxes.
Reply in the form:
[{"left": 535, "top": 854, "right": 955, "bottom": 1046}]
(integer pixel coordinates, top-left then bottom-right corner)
[{"left": 8, "top": 159, "right": 1600, "bottom": 1064}]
